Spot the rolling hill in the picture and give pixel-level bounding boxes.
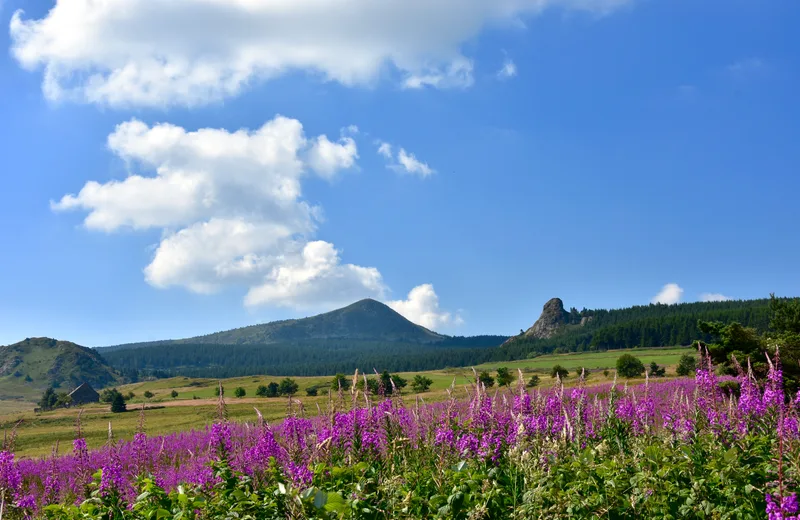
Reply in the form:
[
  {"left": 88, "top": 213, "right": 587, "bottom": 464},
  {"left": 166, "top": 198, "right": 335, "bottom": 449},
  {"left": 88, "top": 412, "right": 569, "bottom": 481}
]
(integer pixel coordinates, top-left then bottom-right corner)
[{"left": 0, "top": 337, "right": 120, "bottom": 410}]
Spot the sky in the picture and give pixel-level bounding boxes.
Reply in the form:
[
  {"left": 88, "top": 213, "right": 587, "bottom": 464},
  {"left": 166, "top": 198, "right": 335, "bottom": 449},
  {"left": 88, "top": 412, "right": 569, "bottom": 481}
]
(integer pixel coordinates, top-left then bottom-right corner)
[{"left": 0, "top": 0, "right": 799, "bottom": 347}]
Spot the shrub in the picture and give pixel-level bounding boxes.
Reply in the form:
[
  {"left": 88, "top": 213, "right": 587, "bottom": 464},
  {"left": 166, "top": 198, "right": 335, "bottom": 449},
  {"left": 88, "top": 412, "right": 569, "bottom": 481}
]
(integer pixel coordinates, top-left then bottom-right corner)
[
  {"left": 526, "top": 375, "right": 540, "bottom": 388},
  {"left": 278, "top": 378, "right": 298, "bottom": 396},
  {"left": 603, "top": 369, "right": 610, "bottom": 377},
  {"left": 143, "top": 390, "right": 154, "bottom": 399},
  {"left": 411, "top": 375, "right": 433, "bottom": 393},
  {"left": 266, "top": 382, "right": 280, "bottom": 398},
  {"left": 648, "top": 362, "right": 666, "bottom": 377},
  {"left": 616, "top": 354, "right": 645, "bottom": 378},
  {"left": 496, "top": 367, "right": 514, "bottom": 387},
  {"left": 214, "top": 385, "right": 224, "bottom": 397},
  {"left": 306, "top": 386, "right": 318, "bottom": 396},
  {"left": 330, "top": 374, "right": 351, "bottom": 391},
  {"left": 234, "top": 387, "right": 246, "bottom": 398},
  {"left": 676, "top": 353, "right": 697, "bottom": 376},
  {"left": 551, "top": 365, "right": 569, "bottom": 379},
  {"left": 255, "top": 385, "right": 268, "bottom": 397},
  {"left": 478, "top": 371, "right": 495, "bottom": 388},
  {"left": 110, "top": 392, "right": 127, "bottom": 413},
  {"left": 171, "top": 390, "right": 178, "bottom": 398}
]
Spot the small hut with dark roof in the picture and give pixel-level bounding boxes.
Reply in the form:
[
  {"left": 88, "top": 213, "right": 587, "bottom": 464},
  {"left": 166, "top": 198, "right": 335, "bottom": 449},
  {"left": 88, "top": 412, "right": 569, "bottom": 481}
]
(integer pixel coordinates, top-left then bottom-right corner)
[{"left": 68, "top": 382, "right": 100, "bottom": 405}]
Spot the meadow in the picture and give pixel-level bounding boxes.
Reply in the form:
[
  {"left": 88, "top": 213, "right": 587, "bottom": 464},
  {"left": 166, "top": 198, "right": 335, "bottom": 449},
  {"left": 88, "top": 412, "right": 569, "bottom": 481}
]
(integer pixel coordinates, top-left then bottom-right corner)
[
  {"left": 0, "top": 347, "right": 692, "bottom": 457},
  {"left": 0, "top": 350, "right": 797, "bottom": 519}
]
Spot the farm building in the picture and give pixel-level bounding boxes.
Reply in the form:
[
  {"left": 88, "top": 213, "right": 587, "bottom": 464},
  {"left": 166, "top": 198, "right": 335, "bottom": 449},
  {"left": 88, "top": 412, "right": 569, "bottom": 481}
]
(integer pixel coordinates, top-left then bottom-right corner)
[{"left": 68, "top": 382, "right": 100, "bottom": 405}]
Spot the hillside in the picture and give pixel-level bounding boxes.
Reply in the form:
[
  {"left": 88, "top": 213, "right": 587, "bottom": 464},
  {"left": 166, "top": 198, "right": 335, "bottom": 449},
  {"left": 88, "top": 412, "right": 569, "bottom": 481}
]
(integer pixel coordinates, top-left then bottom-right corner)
[
  {"left": 103, "top": 299, "right": 447, "bottom": 350},
  {"left": 499, "top": 297, "right": 777, "bottom": 359},
  {"left": 0, "top": 337, "right": 119, "bottom": 409}
]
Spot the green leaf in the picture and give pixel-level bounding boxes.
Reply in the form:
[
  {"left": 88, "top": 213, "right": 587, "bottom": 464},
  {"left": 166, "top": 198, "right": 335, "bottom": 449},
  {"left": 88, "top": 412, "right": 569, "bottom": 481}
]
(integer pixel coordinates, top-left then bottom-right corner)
[{"left": 313, "top": 489, "right": 328, "bottom": 509}]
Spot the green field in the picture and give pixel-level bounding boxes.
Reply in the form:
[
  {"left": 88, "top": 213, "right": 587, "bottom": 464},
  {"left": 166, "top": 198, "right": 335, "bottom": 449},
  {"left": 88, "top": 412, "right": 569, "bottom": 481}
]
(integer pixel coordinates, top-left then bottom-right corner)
[{"left": 0, "top": 346, "right": 692, "bottom": 457}]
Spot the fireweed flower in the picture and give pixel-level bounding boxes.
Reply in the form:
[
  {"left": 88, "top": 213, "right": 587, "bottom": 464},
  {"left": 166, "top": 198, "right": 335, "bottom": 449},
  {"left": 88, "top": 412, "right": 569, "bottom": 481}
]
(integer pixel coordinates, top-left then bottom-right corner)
[
  {"left": 766, "top": 493, "right": 799, "bottom": 520},
  {"left": 210, "top": 422, "right": 232, "bottom": 456},
  {"left": 0, "top": 450, "right": 21, "bottom": 496}
]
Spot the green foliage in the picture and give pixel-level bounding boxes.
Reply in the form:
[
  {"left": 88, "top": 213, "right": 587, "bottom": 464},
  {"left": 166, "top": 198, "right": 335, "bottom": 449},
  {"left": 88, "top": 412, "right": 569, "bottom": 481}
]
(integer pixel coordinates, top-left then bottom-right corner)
[
  {"left": 278, "top": 378, "right": 298, "bottom": 396},
  {"left": 255, "top": 384, "right": 268, "bottom": 397},
  {"left": 110, "top": 392, "right": 126, "bottom": 413},
  {"left": 170, "top": 390, "right": 178, "bottom": 398},
  {"left": 234, "top": 387, "right": 246, "bottom": 398},
  {"left": 698, "top": 320, "right": 763, "bottom": 373},
  {"left": 478, "top": 370, "right": 495, "bottom": 387},
  {"left": 143, "top": 390, "right": 154, "bottom": 399},
  {"left": 495, "top": 367, "right": 514, "bottom": 387},
  {"left": 616, "top": 354, "right": 645, "bottom": 378},
  {"left": 410, "top": 375, "right": 433, "bottom": 393},
  {"left": 38, "top": 386, "right": 58, "bottom": 410},
  {"left": 266, "top": 382, "right": 280, "bottom": 398},
  {"left": 330, "top": 373, "right": 351, "bottom": 391},
  {"left": 676, "top": 353, "right": 697, "bottom": 376},
  {"left": 648, "top": 361, "right": 666, "bottom": 377},
  {"left": 526, "top": 375, "right": 540, "bottom": 388},
  {"left": 305, "top": 386, "right": 318, "bottom": 396},
  {"left": 214, "top": 385, "right": 224, "bottom": 397},
  {"left": 550, "top": 365, "right": 569, "bottom": 379}
]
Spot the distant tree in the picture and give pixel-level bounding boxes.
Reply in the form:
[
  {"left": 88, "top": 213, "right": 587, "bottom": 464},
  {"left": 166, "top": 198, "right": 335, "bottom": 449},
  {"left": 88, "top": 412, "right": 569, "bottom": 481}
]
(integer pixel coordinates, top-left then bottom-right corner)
[
  {"left": 356, "top": 377, "right": 380, "bottom": 394},
  {"left": 125, "top": 392, "right": 135, "bottom": 401},
  {"left": 330, "top": 373, "right": 351, "bottom": 391},
  {"left": 306, "top": 386, "right": 318, "bottom": 396},
  {"left": 143, "top": 390, "right": 154, "bottom": 399},
  {"left": 24, "top": 374, "right": 32, "bottom": 383},
  {"left": 526, "top": 375, "right": 540, "bottom": 388},
  {"left": 266, "top": 382, "right": 280, "bottom": 398},
  {"left": 616, "top": 354, "right": 645, "bottom": 378},
  {"left": 110, "top": 392, "right": 127, "bottom": 413},
  {"left": 648, "top": 362, "right": 666, "bottom": 377},
  {"left": 38, "top": 387, "right": 58, "bottom": 411},
  {"left": 170, "top": 390, "right": 178, "bottom": 398},
  {"left": 495, "top": 367, "right": 514, "bottom": 387},
  {"left": 234, "top": 387, "right": 246, "bottom": 398},
  {"left": 55, "top": 392, "right": 72, "bottom": 408},
  {"left": 676, "top": 353, "right": 697, "bottom": 376},
  {"left": 603, "top": 369, "right": 610, "bottom": 377},
  {"left": 99, "top": 388, "right": 118, "bottom": 404},
  {"left": 255, "top": 385, "right": 268, "bottom": 397},
  {"left": 478, "top": 371, "right": 495, "bottom": 388},
  {"left": 214, "top": 385, "right": 225, "bottom": 397},
  {"left": 550, "top": 365, "right": 569, "bottom": 379},
  {"left": 410, "top": 375, "right": 433, "bottom": 393},
  {"left": 278, "top": 378, "right": 298, "bottom": 396}
]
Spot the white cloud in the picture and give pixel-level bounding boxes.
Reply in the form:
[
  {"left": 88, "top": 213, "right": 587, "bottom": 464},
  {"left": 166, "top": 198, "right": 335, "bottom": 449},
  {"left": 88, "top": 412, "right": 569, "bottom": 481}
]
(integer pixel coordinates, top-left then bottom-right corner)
[
  {"left": 387, "top": 284, "right": 463, "bottom": 331},
  {"left": 651, "top": 283, "right": 684, "bottom": 305},
  {"left": 496, "top": 58, "right": 518, "bottom": 79},
  {"left": 52, "top": 116, "right": 384, "bottom": 307},
  {"left": 375, "top": 141, "right": 434, "bottom": 177},
  {"left": 377, "top": 141, "right": 393, "bottom": 159},
  {"left": 700, "top": 292, "right": 732, "bottom": 302},
  {"left": 245, "top": 241, "right": 386, "bottom": 308},
  {"left": 10, "top": 0, "right": 632, "bottom": 107}
]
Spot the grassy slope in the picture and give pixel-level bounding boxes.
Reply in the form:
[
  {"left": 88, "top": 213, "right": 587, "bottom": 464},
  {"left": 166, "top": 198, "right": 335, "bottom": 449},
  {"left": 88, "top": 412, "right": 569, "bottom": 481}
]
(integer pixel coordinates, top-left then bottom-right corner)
[{"left": 0, "top": 347, "right": 692, "bottom": 458}]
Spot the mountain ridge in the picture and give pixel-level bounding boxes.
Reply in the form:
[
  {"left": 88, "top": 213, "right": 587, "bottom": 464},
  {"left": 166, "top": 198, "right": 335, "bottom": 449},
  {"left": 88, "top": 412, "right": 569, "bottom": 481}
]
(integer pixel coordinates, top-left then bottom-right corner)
[{"left": 100, "top": 298, "right": 448, "bottom": 351}]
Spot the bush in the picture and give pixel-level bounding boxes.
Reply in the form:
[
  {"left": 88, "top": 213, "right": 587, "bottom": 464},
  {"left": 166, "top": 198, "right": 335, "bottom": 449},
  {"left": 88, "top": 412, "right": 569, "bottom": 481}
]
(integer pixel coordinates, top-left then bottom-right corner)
[
  {"left": 616, "top": 354, "right": 645, "bottom": 378},
  {"left": 411, "top": 375, "right": 433, "bottom": 393},
  {"left": 648, "top": 362, "right": 666, "bottom": 377},
  {"left": 478, "top": 371, "right": 495, "bottom": 388},
  {"left": 676, "top": 353, "right": 697, "bottom": 376},
  {"left": 306, "top": 386, "right": 318, "bottom": 396},
  {"left": 255, "top": 385, "right": 268, "bottom": 397},
  {"left": 278, "top": 378, "right": 298, "bottom": 396},
  {"left": 266, "top": 382, "right": 280, "bottom": 398},
  {"left": 170, "top": 390, "right": 178, "bottom": 398},
  {"left": 526, "top": 375, "right": 540, "bottom": 388},
  {"left": 496, "top": 367, "right": 514, "bottom": 387},
  {"left": 551, "top": 365, "right": 569, "bottom": 379},
  {"left": 110, "top": 392, "right": 127, "bottom": 413},
  {"left": 125, "top": 392, "right": 135, "bottom": 401},
  {"left": 234, "top": 387, "right": 246, "bottom": 398},
  {"left": 214, "top": 385, "right": 224, "bottom": 397},
  {"left": 603, "top": 369, "right": 610, "bottom": 377},
  {"left": 143, "top": 390, "right": 154, "bottom": 399},
  {"left": 330, "top": 373, "right": 351, "bottom": 391}
]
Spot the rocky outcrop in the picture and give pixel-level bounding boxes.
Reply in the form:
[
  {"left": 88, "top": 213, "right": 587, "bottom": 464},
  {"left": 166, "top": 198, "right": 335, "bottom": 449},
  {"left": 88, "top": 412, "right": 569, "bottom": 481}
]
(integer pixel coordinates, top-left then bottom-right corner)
[{"left": 522, "top": 298, "right": 569, "bottom": 339}]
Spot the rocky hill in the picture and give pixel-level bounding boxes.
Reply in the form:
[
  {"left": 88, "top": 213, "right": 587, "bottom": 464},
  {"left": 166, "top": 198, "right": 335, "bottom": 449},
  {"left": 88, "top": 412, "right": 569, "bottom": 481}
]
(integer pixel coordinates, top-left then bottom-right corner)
[{"left": 102, "top": 299, "right": 447, "bottom": 350}]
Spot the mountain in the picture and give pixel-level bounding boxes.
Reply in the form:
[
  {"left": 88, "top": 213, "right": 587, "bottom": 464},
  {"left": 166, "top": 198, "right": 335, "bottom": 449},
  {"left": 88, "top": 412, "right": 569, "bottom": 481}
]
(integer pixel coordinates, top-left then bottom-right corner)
[
  {"left": 102, "top": 299, "right": 447, "bottom": 351},
  {"left": 516, "top": 297, "right": 571, "bottom": 341},
  {"left": 0, "top": 338, "right": 119, "bottom": 406}
]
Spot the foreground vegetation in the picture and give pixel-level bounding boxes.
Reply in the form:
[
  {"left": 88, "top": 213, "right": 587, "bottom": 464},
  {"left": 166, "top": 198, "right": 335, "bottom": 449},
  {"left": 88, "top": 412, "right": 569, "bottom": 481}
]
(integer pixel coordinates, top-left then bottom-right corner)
[{"left": 0, "top": 349, "right": 798, "bottom": 519}]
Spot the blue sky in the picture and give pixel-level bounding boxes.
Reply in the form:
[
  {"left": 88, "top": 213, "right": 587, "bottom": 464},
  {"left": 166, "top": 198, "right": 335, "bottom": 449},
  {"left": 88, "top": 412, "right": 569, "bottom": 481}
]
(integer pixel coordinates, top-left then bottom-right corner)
[{"left": 1, "top": 0, "right": 798, "bottom": 347}]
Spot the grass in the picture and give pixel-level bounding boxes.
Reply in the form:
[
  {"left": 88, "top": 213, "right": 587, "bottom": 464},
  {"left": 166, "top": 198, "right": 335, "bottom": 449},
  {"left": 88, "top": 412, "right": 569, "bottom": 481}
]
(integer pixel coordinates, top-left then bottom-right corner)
[{"left": 0, "top": 346, "right": 693, "bottom": 458}]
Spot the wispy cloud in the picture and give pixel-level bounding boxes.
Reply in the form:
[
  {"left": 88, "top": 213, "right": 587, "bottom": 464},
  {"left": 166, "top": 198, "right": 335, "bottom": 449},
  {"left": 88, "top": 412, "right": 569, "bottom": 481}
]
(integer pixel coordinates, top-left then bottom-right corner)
[
  {"left": 375, "top": 141, "right": 435, "bottom": 178},
  {"left": 496, "top": 59, "right": 518, "bottom": 80},
  {"left": 727, "top": 57, "right": 766, "bottom": 79},
  {"left": 700, "top": 292, "right": 731, "bottom": 302}
]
